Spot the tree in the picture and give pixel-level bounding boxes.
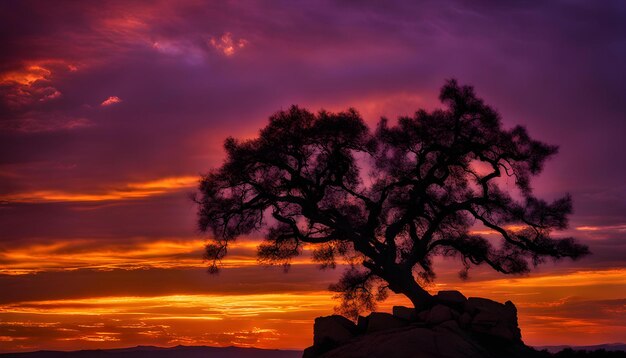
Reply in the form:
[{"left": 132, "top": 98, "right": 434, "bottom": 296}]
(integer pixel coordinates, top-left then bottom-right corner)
[{"left": 195, "top": 80, "right": 589, "bottom": 315}]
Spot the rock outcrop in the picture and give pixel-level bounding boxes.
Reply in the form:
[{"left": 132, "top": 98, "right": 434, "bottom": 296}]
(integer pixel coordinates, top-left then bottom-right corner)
[
  {"left": 303, "top": 292, "right": 539, "bottom": 358},
  {"left": 312, "top": 315, "right": 360, "bottom": 352}
]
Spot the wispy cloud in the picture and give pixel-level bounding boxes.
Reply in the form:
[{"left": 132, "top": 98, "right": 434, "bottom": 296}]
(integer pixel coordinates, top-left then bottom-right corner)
[
  {"left": 576, "top": 224, "right": 626, "bottom": 232},
  {"left": 1, "top": 175, "right": 198, "bottom": 203},
  {"left": 0, "top": 113, "right": 92, "bottom": 133},
  {"left": 0, "top": 238, "right": 271, "bottom": 275},
  {"left": 0, "top": 293, "right": 332, "bottom": 351}
]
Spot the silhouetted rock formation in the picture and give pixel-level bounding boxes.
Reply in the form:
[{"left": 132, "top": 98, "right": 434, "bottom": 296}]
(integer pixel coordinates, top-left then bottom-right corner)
[{"left": 303, "top": 291, "right": 539, "bottom": 358}]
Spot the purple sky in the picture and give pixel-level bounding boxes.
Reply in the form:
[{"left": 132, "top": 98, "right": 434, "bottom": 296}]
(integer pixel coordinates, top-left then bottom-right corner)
[{"left": 1, "top": 0, "right": 625, "bottom": 351}]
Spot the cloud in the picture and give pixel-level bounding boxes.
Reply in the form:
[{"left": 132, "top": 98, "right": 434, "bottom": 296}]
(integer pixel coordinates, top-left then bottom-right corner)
[
  {"left": 100, "top": 96, "right": 122, "bottom": 107},
  {"left": 0, "top": 237, "right": 287, "bottom": 275},
  {"left": 521, "top": 298, "right": 626, "bottom": 346},
  {"left": 0, "top": 194, "right": 199, "bottom": 241},
  {"left": 100, "top": 96, "right": 122, "bottom": 106},
  {"left": 0, "top": 175, "right": 198, "bottom": 203},
  {"left": 576, "top": 224, "right": 626, "bottom": 233},
  {"left": 0, "top": 64, "right": 62, "bottom": 108},
  {"left": 0, "top": 60, "right": 89, "bottom": 134},
  {"left": 1, "top": 267, "right": 625, "bottom": 351},
  {"left": 0, "top": 59, "right": 83, "bottom": 117},
  {"left": 0, "top": 238, "right": 205, "bottom": 275},
  {"left": 1, "top": 65, "right": 52, "bottom": 86},
  {"left": 208, "top": 32, "right": 248, "bottom": 56},
  {"left": 0, "top": 292, "right": 332, "bottom": 352},
  {"left": 0, "top": 113, "right": 92, "bottom": 133}
]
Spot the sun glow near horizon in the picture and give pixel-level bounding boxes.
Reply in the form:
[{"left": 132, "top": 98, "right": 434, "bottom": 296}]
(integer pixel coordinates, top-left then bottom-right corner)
[{"left": 1, "top": 234, "right": 625, "bottom": 351}]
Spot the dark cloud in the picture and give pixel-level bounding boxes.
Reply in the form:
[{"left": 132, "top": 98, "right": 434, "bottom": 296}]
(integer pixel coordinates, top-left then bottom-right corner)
[
  {"left": 0, "top": 193, "right": 197, "bottom": 241},
  {"left": 0, "top": 266, "right": 340, "bottom": 304}
]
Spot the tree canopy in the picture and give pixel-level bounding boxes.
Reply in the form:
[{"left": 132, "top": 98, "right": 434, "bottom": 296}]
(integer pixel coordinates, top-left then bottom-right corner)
[{"left": 195, "top": 80, "right": 589, "bottom": 316}]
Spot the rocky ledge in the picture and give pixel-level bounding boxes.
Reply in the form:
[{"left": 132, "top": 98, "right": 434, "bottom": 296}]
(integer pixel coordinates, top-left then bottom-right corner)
[{"left": 304, "top": 291, "right": 542, "bottom": 358}]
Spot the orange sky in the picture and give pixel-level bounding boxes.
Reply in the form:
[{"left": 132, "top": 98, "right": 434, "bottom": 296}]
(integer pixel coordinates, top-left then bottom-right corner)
[
  {"left": 1, "top": 223, "right": 625, "bottom": 352},
  {"left": 1, "top": 0, "right": 625, "bottom": 353}
]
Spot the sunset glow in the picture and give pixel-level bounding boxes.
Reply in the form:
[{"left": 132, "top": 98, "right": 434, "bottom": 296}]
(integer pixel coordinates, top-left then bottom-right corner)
[
  {"left": 1, "top": 176, "right": 198, "bottom": 203},
  {"left": 1, "top": 0, "right": 625, "bottom": 354}
]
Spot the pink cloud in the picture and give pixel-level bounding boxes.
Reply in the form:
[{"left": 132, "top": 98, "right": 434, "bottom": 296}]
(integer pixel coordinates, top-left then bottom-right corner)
[
  {"left": 100, "top": 96, "right": 122, "bottom": 106},
  {"left": 208, "top": 32, "right": 248, "bottom": 56}
]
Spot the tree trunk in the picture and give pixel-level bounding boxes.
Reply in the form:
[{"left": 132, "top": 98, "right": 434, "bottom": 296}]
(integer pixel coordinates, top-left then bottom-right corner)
[
  {"left": 402, "top": 278, "right": 434, "bottom": 311},
  {"left": 386, "top": 269, "right": 434, "bottom": 311}
]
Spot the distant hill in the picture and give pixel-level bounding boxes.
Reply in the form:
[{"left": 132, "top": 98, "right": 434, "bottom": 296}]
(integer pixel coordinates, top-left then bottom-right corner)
[
  {"left": 2, "top": 343, "right": 625, "bottom": 358},
  {"left": 0, "top": 345, "right": 303, "bottom": 358},
  {"left": 536, "top": 343, "right": 626, "bottom": 354}
]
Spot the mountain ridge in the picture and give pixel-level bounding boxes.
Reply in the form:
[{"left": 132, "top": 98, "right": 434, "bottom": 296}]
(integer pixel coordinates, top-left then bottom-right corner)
[
  {"left": 535, "top": 343, "right": 626, "bottom": 354},
  {"left": 2, "top": 342, "right": 626, "bottom": 357},
  {"left": 0, "top": 345, "right": 303, "bottom": 358}
]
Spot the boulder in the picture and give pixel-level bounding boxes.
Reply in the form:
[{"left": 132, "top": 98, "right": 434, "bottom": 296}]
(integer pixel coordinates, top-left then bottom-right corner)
[
  {"left": 472, "top": 311, "right": 500, "bottom": 327},
  {"left": 458, "top": 312, "right": 472, "bottom": 328},
  {"left": 437, "top": 319, "right": 461, "bottom": 333},
  {"left": 465, "top": 298, "right": 522, "bottom": 343},
  {"left": 305, "top": 296, "right": 530, "bottom": 357},
  {"left": 356, "top": 315, "right": 368, "bottom": 333},
  {"left": 490, "top": 320, "right": 522, "bottom": 342},
  {"left": 417, "top": 309, "right": 429, "bottom": 322},
  {"left": 317, "top": 322, "right": 537, "bottom": 358},
  {"left": 504, "top": 300, "right": 519, "bottom": 319},
  {"left": 365, "top": 312, "right": 408, "bottom": 333},
  {"left": 392, "top": 306, "right": 416, "bottom": 321},
  {"left": 320, "top": 325, "right": 490, "bottom": 358},
  {"left": 426, "top": 304, "right": 454, "bottom": 325},
  {"left": 435, "top": 290, "right": 467, "bottom": 306},
  {"left": 313, "top": 315, "right": 358, "bottom": 348},
  {"left": 465, "top": 297, "right": 507, "bottom": 316}
]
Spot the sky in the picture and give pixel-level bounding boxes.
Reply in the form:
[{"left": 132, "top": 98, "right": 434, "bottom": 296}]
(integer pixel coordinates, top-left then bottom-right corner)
[{"left": 1, "top": 0, "right": 625, "bottom": 353}]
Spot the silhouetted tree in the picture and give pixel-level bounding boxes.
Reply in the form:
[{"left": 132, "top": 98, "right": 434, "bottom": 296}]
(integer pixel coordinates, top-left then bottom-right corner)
[{"left": 195, "top": 80, "right": 589, "bottom": 315}]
